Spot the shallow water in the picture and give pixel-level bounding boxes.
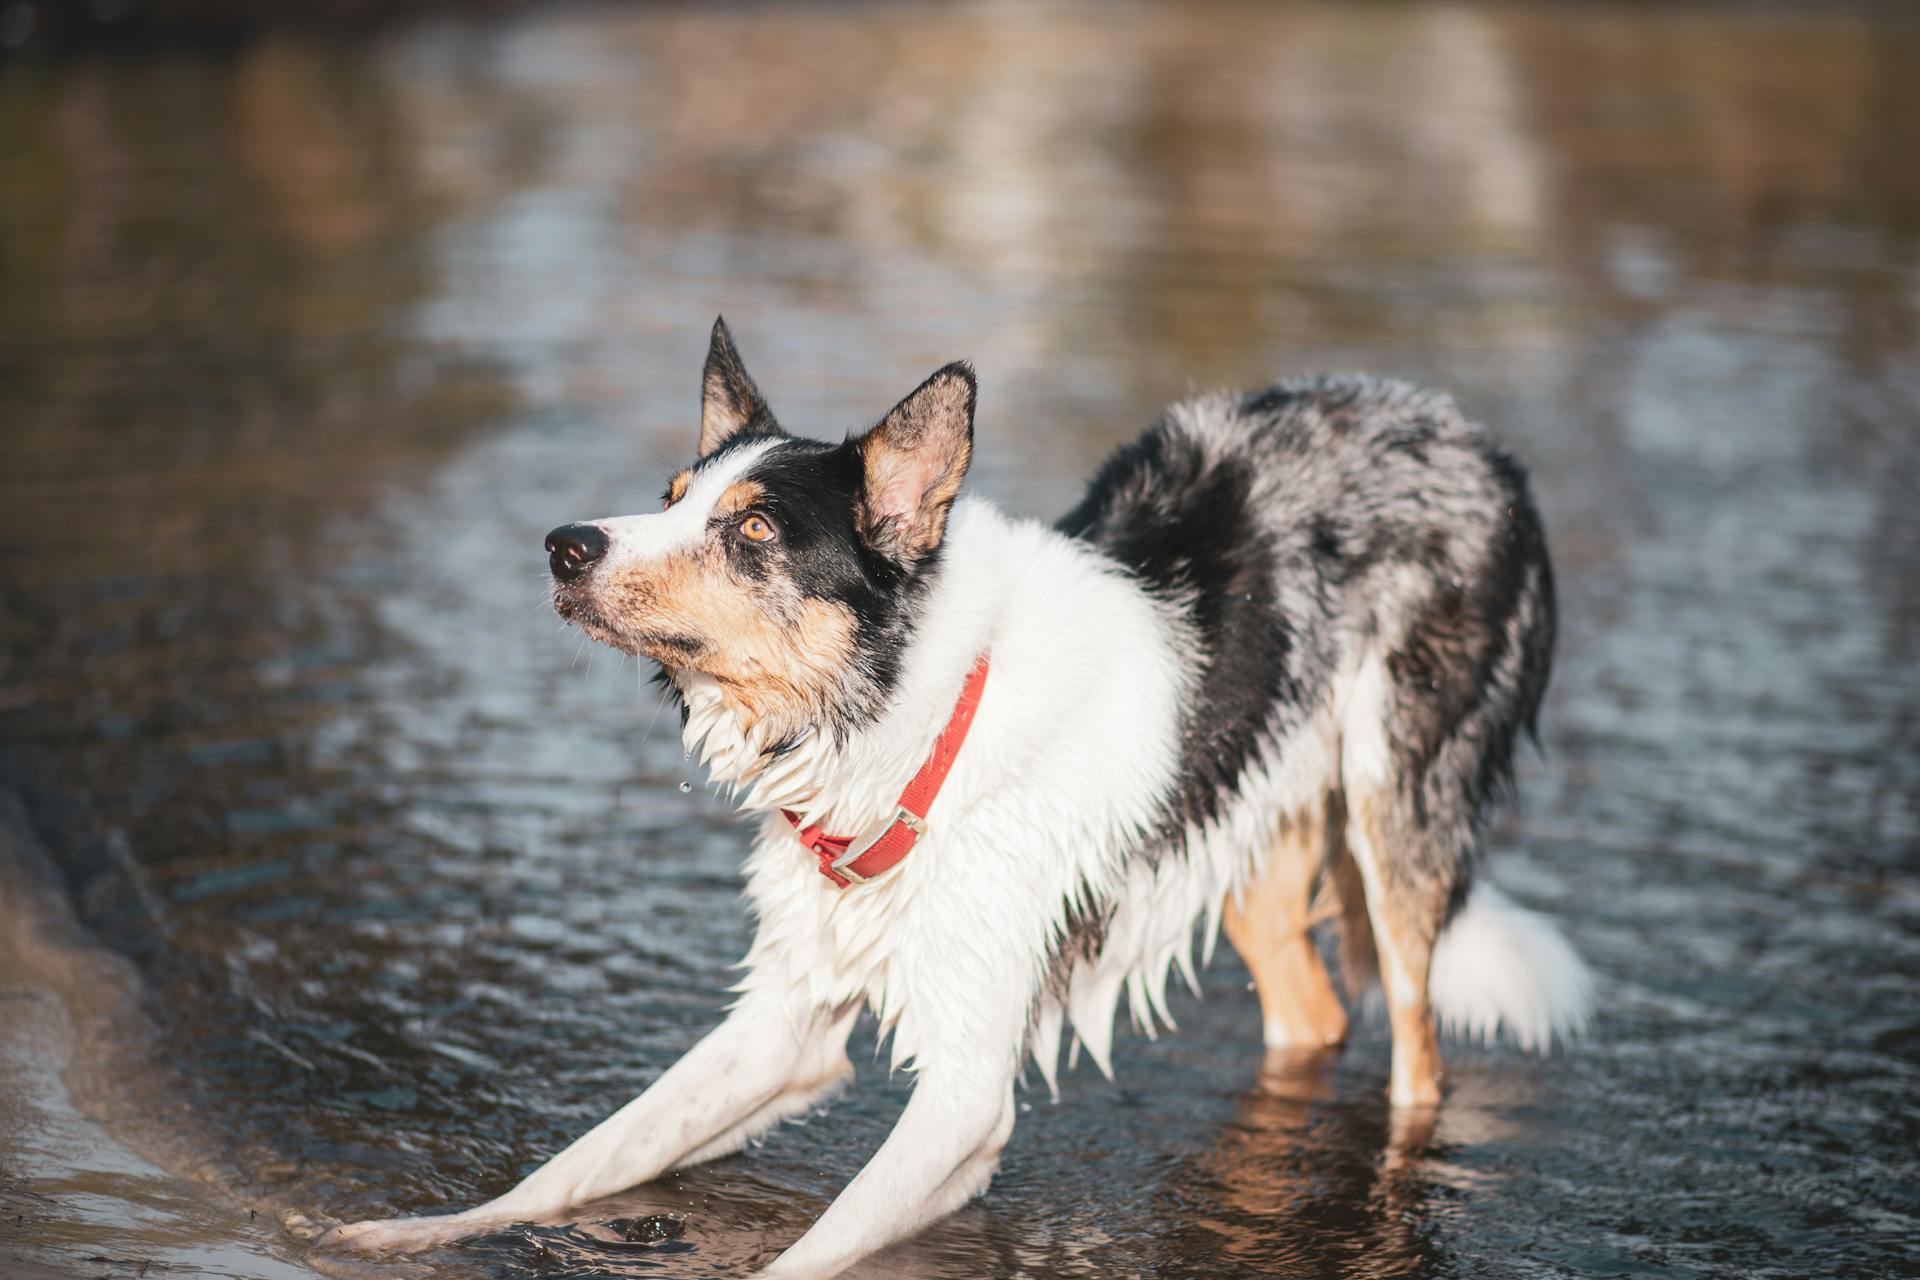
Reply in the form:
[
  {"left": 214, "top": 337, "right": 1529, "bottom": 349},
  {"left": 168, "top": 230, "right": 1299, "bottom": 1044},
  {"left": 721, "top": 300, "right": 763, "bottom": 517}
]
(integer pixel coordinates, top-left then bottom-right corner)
[{"left": 1, "top": 1, "right": 1917, "bottom": 1276}]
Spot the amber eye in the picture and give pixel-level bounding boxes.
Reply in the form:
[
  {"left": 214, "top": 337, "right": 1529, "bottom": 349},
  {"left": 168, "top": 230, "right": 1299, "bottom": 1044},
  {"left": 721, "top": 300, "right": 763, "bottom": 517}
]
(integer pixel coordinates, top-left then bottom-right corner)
[{"left": 738, "top": 513, "right": 777, "bottom": 543}]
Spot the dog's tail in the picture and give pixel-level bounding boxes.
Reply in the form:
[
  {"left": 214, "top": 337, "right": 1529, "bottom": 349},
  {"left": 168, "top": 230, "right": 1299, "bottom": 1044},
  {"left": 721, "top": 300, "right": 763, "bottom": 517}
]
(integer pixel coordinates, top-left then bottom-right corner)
[{"left": 1428, "top": 882, "right": 1594, "bottom": 1051}]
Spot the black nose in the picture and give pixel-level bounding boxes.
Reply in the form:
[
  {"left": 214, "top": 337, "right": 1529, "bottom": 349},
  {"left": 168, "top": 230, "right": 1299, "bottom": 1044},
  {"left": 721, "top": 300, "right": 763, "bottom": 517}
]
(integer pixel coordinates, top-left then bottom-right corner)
[{"left": 545, "top": 523, "right": 609, "bottom": 583}]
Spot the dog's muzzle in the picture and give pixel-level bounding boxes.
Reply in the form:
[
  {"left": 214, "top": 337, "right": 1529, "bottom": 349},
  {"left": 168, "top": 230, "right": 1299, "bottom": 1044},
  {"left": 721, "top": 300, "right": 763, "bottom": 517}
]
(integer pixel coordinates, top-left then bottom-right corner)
[{"left": 545, "top": 523, "right": 609, "bottom": 583}]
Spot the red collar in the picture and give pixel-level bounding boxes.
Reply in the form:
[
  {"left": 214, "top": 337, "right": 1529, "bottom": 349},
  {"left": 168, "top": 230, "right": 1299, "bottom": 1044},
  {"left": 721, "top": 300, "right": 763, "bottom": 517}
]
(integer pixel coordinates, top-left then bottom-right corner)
[{"left": 783, "top": 653, "right": 990, "bottom": 888}]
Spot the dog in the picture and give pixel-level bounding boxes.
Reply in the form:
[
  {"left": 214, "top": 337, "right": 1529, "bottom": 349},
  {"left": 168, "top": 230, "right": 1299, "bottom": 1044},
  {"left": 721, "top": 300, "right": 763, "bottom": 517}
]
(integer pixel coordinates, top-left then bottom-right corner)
[{"left": 324, "top": 318, "right": 1593, "bottom": 1275}]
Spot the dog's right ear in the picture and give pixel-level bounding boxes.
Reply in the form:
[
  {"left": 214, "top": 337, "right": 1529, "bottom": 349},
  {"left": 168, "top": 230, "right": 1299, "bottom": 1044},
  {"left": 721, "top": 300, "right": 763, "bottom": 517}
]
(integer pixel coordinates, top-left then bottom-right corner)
[{"left": 700, "top": 317, "right": 782, "bottom": 457}]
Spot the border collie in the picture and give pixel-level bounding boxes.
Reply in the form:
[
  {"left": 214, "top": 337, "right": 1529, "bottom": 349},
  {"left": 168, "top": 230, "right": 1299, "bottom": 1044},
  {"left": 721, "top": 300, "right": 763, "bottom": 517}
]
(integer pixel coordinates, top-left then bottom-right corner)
[{"left": 325, "top": 319, "right": 1592, "bottom": 1276}]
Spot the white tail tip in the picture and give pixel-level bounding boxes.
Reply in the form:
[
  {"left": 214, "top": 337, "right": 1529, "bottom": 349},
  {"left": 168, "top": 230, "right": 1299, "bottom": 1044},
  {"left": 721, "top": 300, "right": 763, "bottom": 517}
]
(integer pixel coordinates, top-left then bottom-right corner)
[{"left": 1430, "top": 883, "right": 1594, "bottom": 1052}]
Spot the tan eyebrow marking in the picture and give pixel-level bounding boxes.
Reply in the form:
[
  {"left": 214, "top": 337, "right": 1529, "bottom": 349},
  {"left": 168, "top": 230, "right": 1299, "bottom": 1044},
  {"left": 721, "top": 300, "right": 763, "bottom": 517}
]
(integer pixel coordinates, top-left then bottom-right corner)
[
  {"left": 664, "top": 470, "right": 691, "bottom": 507},
  {"left": 713, "top": 479, "right": 766, "bottom": 520}
]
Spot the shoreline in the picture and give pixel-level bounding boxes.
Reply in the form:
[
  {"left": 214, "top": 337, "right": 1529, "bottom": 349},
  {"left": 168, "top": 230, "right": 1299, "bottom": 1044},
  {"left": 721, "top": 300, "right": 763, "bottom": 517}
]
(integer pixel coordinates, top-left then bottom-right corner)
[{"left": 0, "top": 795, "right": 315, "bottom": 1280}]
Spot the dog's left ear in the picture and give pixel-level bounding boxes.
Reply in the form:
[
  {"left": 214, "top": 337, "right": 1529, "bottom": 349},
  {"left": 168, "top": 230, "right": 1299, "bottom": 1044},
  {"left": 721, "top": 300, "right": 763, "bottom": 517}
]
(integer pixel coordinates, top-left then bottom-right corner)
[
  {"left": 854, "top": 362, "right": 976, "bottom": 564},
  {"left": 700, "top": 316, "right": 782, "bottom": 457}
]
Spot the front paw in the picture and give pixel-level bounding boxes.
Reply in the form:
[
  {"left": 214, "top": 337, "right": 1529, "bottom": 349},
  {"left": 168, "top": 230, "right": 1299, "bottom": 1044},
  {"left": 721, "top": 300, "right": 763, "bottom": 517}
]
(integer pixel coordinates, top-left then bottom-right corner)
[{"left": 317, "top": 1214, "right": 479, "bottom": 1254}]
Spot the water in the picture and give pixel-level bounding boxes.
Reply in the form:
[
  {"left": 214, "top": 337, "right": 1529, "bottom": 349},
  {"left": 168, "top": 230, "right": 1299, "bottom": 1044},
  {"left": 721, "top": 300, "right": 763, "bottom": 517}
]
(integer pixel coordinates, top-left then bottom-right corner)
[{"left": 1, "top": 1, "right": 1916, "bottom": 1276}]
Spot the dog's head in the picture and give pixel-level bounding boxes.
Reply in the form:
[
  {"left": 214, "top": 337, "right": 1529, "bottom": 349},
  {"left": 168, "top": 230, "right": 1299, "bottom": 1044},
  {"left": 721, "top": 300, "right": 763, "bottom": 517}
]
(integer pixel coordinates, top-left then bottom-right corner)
[{"left": 547, "top": 317, "right": 975, "bottom": 735}]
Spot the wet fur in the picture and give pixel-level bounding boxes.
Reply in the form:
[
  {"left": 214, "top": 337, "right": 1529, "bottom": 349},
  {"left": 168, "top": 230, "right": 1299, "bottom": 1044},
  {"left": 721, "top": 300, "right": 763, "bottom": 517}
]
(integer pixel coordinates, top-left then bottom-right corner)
[
  {"left": 1054, "top": 379, "right": 1557, "bottom": 1001},
  {"left": 323, "top": 322, "right": 1591, "bottom": 1276}
]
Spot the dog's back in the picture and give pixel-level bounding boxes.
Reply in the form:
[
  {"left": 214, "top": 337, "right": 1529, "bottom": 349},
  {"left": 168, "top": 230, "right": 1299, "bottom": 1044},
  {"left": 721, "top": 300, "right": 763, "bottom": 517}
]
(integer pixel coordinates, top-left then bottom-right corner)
[{"left": 1056, "top": 377, "right": 1583, "bottom": 1103}]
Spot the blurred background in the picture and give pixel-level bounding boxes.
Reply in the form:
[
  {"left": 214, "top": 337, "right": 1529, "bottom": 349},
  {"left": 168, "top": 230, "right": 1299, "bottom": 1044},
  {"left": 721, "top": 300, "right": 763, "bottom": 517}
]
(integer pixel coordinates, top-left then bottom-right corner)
[{"left": 0, "top": 1, "right": 1916, "bottom": 1277}]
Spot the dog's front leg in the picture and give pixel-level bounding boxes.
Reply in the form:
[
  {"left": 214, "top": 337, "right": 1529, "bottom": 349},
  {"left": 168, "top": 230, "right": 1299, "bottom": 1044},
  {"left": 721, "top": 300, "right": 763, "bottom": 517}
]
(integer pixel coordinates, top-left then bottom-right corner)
[
  {"left": 322, "top": 991, "right": 856, "bottom": 1254},
  {"left": 758, "top": 1061, "right": 1018, "bottom": 1279}
]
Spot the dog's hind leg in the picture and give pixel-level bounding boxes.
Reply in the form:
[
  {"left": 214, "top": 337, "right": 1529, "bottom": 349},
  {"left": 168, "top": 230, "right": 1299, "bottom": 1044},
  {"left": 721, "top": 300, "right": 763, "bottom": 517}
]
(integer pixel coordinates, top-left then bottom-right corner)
[
  {"left": 1222, "top": 803, "right": 1348, "bottom": 1051},
  {"left": 1341, "top": 781, "right": 1448, "bottom": 1107},
  {"left": 321, "top": 991, "right": 859, "bottom": 1253},
  {"left": 1339, "top": 651, "right": 1489, "bottom": 1108}
]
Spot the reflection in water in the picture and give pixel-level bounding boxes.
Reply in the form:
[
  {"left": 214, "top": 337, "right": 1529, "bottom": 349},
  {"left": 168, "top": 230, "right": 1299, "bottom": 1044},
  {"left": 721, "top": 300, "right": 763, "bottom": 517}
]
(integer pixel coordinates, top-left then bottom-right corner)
[
  {"left": 1159, "top": 1052, "right": 1441, "bottom": 1278},
  {"left": 1, "top": 2, "right": 1917, "bottom": 1277}
]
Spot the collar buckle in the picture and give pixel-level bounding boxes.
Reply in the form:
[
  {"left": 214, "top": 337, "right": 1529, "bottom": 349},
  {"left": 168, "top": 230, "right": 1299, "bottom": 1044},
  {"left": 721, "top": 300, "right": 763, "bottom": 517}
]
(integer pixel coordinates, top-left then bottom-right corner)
[{"left": 827, "top": 805, "right": 928, "bottom": 885}]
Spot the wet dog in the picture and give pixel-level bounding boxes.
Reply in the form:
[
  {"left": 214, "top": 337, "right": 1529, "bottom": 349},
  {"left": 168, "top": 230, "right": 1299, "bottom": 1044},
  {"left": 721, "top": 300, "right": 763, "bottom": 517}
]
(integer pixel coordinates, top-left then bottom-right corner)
[{"left": 324, "top": 319, "right": 1592, "bottom": 1275}]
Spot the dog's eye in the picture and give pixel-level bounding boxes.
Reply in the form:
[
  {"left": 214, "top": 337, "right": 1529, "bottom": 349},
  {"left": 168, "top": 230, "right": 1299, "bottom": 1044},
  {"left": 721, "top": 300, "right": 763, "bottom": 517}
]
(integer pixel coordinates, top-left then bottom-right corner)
[{"left": 738, "top": 513, "right": 777, "bottom": 543}]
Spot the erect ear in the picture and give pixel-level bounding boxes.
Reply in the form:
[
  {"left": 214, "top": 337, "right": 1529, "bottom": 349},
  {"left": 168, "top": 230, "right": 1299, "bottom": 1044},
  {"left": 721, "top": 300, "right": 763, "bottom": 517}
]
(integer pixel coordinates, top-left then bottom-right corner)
[
  {"left": 854, "top": 362, "right": 976, "bottom": 563},
  {"left": 700, "top": 316, "right": 781, "bottom": 457}
]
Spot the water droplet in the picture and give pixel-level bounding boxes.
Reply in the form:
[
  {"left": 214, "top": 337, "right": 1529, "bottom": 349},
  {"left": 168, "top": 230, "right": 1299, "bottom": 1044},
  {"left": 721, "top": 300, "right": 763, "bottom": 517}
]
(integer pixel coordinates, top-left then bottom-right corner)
[{"left": 678, "top": 781, "right": 692, "bottom": 794}]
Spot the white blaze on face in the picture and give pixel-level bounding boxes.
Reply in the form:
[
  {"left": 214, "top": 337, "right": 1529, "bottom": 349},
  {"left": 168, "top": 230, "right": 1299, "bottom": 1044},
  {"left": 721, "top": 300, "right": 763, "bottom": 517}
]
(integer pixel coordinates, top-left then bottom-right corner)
[
  {"left": 558, "top": 432, "right": 862, "bottom": 757},
  {"left": 589, "top": 438, "right": 784, "bottom": 571}
]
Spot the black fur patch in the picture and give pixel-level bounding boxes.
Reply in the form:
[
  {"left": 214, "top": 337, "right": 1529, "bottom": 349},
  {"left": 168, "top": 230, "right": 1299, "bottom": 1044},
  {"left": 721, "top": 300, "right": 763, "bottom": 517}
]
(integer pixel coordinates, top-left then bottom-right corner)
[{"left": 1057, "top": 424, "right": 1299, "bottom": 847}]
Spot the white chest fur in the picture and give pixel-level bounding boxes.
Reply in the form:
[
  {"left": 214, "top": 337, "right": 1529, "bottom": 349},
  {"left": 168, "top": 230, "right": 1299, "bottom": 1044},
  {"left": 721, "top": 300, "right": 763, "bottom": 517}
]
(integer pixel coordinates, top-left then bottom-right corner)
[{"left": 680, "top": 498, "right": 1192, "bottom": 1080}]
